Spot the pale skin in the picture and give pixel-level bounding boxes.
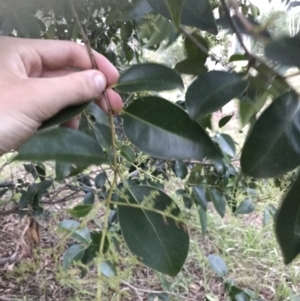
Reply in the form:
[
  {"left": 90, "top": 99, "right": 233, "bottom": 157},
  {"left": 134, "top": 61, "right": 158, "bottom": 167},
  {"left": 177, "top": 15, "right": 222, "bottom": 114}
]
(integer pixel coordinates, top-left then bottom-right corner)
[{"left": 0, "top": 37, "right": 123, "bottom": 155}]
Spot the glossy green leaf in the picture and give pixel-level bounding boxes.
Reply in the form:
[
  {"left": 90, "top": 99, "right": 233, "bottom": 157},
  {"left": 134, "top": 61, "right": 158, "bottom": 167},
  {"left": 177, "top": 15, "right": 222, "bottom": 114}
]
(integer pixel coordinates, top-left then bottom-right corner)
[
  {"left": 276, "top": 174, "right": 300, "bottom": 264},
  {"left": 63, "top": 244, "right": 85, "bottom": 270},
  {"left": 235, "top": 198, "right": 255, "bottom": 215},
  {"left": 265, "top": 35, "right": 300, "bottom": 67},
  {"left": 115, "top": 63, "right": 184, "bottom": 92},
  {"left": 186, "top": 71, "right": 248, "bottom": 121},
  {"left": 15, "top": 128, "right": 107, "bottom": 165},
  {"left": 175, "top": 59, "right": 207, "bottom": 75},
  {"left": 95, "top": 172, "right": 107, "bottom": 189},
  {"left": 241, "top": 92, "right": 300, "bottom": 178},
  {"left": 208, "top": 254, "right": 228, "bottom": 277},
  {"left": 67, "top": 205, "right": 93, "bottom": 218},
  {"left": 164, "top": 0, "right": 184, "bottom": 30},
  {"left": 85, "top": 231, "right": 109, "bottom": 259},
  {"left": 39, "top": 103, "right": 90, "bottom": 130},
  {"left": 207, "top": 188, "right": 226, "bottom": 218},
  {"left": 117, "top": 185, "right": 189, "bottom": 276},
  {"left": 173, "top": 161, "right": 188, "bottom": 179},
  {"left": 218, "top": 115, "right": 233, "bottom": 128},
  {"left": 123, "top": 97, "right": 222, "bottom": 163},
  {"left": 146, "top": 0, "right": 217, "bottom": 34},
  {"left": 199, "top": 206, "right": 207, "bottom": 234},
  {"left": 120, "top": 145, "right": 136, "bottom": 163},
  {"left": 193, "top": 186, "right": 208, "bottom": 210},
  {"left": 99, "top": 261, "right": 117, "bottom": 278}
]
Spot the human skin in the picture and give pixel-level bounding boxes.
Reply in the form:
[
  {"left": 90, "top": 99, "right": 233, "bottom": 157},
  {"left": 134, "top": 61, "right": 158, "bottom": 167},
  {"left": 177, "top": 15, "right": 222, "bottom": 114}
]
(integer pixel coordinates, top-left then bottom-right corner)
[{"left": 0, "top": 37, "right": 123, "bottom": 155}]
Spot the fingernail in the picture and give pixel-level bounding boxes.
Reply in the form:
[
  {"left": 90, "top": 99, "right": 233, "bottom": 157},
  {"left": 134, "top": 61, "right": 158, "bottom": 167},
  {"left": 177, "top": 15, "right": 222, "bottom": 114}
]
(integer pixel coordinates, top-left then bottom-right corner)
[{"left": 94, "top": 74, "right": 106, "bottom": 93}]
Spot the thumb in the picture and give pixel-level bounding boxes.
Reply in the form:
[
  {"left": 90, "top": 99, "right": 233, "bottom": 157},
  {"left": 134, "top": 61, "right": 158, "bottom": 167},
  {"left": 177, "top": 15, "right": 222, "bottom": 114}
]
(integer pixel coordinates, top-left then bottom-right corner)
[{"left": 26, "top": 70, "right": 107, "bottom": 118}]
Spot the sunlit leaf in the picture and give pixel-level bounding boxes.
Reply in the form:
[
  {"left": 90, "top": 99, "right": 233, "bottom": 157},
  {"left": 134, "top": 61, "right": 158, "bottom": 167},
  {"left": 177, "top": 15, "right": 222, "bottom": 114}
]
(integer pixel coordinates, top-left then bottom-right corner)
[{"left": 67, "top": 205, "right": 93, "bottom": 218}]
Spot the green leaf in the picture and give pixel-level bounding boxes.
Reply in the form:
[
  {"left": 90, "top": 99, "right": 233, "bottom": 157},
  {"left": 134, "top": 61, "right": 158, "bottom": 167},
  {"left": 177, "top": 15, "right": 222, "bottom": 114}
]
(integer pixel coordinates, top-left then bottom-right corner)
[
  {"left": 95, "top": 172, "right": 107, "bottom": 189},
  {"left": 199, "top": 206, "right": 207, "bottom": 235},
  {"left": 99, "top": 261, "right": 117, "bottom": 278},
  {"left": 239, "top": 97, "right": 267, "bottom": 128},
  {"left": 218, "top": 115, "right": 233, "bottom": 128},
  {"left": 120, "top": 145, "right": 136, "bottom": 163},
  {"left": 115, "top": 63, "right": 184, "bottom": 92},
  {"left": 117, "top": 185, "right": 189, "bottom": 276},
  {"left": 214, "top": 133, "right": 236, "bottom": 157},
  {"left": 58, "top": 220, "right": 91, "bottom": 245},
  {"left": 85, "top": 231, "right": 109, "bottom": 259},
  {"left": 19, "top": 185, "right": 37, "bottom": 209},
  {"left": 63, "top": 244, "right": 85, "bottom": 270},
  {"left": 145, "top": 15, "right": 176, "bottom": 48},
  {"left": 15, "top": 128, "right": 107, "bottom": 165},
  {"left": 55, "top": 162, "right": 72, "bottom": 181},
  {"left": 146, "top": 0, "right": 217, "bottom": 34},
  {"left": 208, "top": 254, "right": 228, "bottom": 277},
  {"left": 229, "top": 54, "right": 248, "bottom": 62},
  {"left": 265, "top": 35, "right": 300, "bottom": 67},
  {"left": 241, "top": 92, "right": 300, "bottom": 178},
  {"left": 173, "top": 161, "right": 188, "bottom": 179},
  {"left": 235, "top": 198, "right": 255, "bottom": 215},
  {"left": 67, "top": 205, "right": 93, "bottom": 218},
  {"left": 186, "top": 71, "right": 248, "bottom": 121},
  {"left": 83, "top": 192, "right": 95, "bottom": 205},
  {"left": 123, "top": 97, "right": 222, "bottom": 163},
  {"left": 39, "top": 103, "right": 90, "bottom": 130},
  {"left": 175, "top": 59, "right": 207, "bottom": 75},
  {"left": 276, "top": 174, "right": 300, "bottom": 264},
  {"left": 184, "top": 33, "right": 209, "bottom": 62},
  {"left": 164, "top": 0, "right": 184, "bottom": 30},
  {"left": 193, "top": 186, "right": 208, "bottom": 210},
  {"left": 207, "top": 188, "right": 226, "bottom": 218}
]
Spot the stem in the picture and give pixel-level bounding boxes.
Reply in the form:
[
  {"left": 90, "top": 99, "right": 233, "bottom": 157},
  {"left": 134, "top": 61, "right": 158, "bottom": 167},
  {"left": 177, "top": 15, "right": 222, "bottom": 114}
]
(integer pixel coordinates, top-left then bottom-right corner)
[{"left": 68, "top": 1, "right": 119, "bottom": 300}]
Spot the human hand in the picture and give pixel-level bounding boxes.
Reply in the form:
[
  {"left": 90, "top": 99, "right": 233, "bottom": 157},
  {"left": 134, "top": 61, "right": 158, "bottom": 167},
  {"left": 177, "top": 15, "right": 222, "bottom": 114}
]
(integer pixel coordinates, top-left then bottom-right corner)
[{"left": 0, "top": 37, "right": 123, "bottom": 155}]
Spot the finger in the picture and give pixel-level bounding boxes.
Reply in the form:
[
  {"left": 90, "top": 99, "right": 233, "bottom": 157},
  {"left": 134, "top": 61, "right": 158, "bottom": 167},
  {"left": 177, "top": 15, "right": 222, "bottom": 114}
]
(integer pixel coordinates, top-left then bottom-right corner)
[
  {"left": 41, "top": 68, "right": 74, "bottom": 78},
  {"left": 96, "top": 89, "right": 123, "bottom": 115},
  {"left": 23, "top": 70, "right": 107, "bottom": 121},
  {"left": 9, "top": 37, "right": 119, "bottom": 85}
]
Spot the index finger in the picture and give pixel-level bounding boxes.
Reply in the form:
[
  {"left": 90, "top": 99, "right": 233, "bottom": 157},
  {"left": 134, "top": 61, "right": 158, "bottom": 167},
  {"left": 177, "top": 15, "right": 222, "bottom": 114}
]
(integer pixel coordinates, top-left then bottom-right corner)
[{"left": 19, "top": 38, "right": 119, "bottom": 85}]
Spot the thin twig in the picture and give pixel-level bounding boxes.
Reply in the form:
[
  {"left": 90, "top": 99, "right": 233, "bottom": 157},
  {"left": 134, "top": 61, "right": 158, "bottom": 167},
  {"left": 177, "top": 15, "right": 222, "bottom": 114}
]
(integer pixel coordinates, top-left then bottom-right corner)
[
  {"left": 41, "top": 190, "right": 83, "bottom": 204},
  {"left": 121, "top": 281, "right": 196, "bottom": 301}
]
